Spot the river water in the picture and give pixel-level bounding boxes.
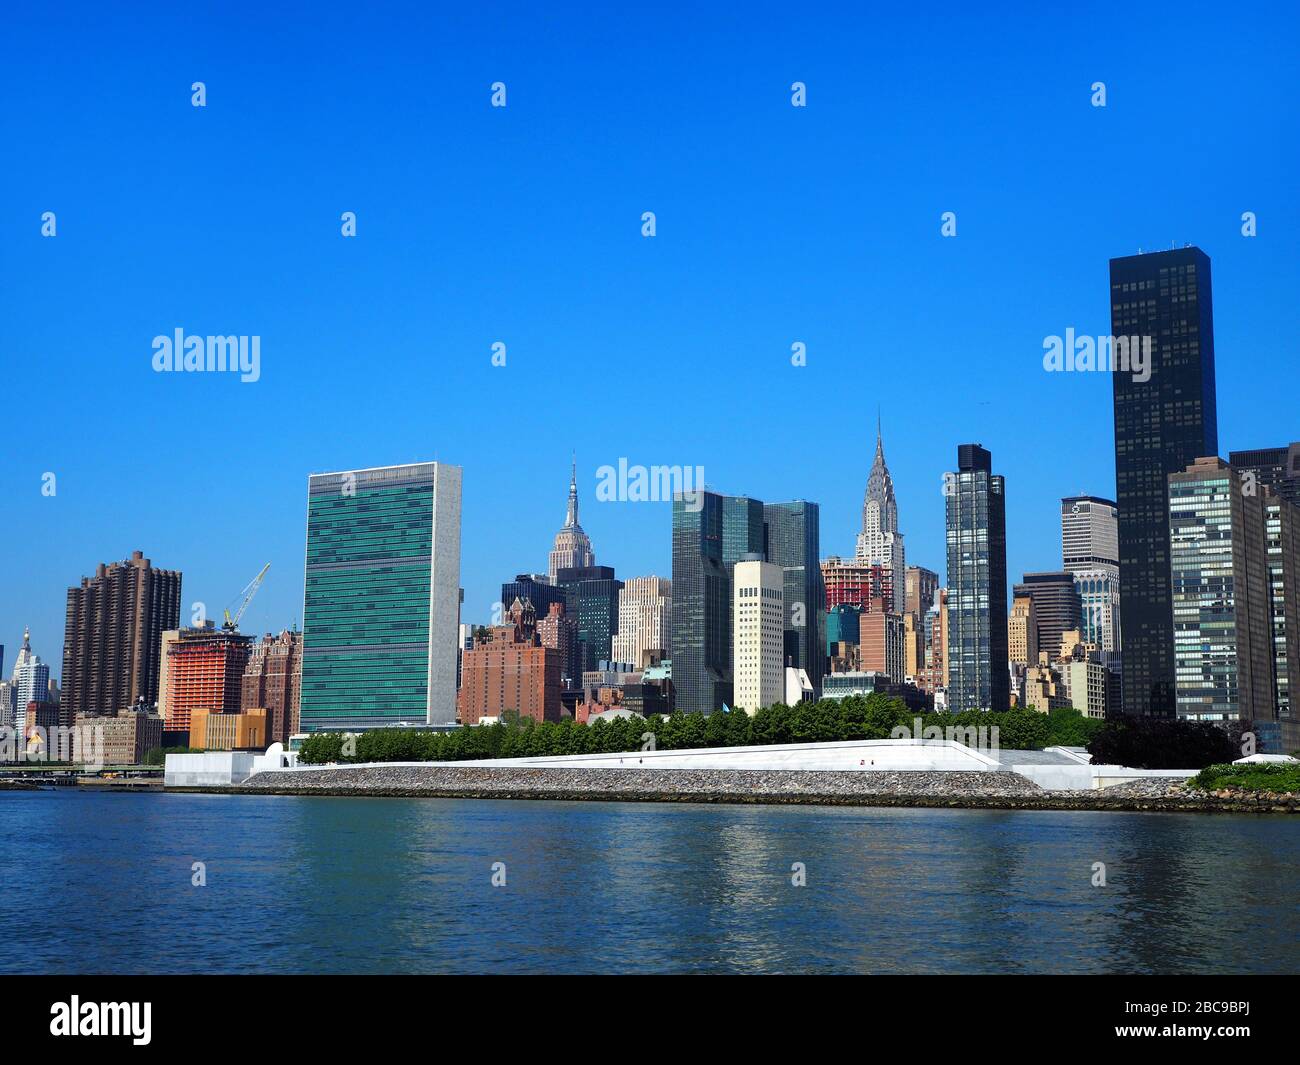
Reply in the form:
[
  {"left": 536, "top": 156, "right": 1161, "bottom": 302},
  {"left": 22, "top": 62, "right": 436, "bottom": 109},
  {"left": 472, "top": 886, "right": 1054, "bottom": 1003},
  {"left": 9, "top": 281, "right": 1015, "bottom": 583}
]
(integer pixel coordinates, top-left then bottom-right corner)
[{"left": 2, "top": 790, "right": 1295, "bottom": 973}]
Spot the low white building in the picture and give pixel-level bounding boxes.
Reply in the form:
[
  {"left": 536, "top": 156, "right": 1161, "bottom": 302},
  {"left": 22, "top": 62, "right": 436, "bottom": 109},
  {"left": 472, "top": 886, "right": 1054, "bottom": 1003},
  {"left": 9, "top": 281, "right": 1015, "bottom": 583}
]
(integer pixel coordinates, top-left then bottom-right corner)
[{"left": 164, "top": 743, "right": 296, "bottom": 786}]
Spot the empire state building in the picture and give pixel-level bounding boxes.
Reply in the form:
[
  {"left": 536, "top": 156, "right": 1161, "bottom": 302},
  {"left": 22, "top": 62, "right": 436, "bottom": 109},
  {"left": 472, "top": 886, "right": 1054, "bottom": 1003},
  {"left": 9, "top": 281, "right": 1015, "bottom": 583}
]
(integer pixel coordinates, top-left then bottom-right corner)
[{"left": 548, "top": 458, "right": 596, "bottom": 582}]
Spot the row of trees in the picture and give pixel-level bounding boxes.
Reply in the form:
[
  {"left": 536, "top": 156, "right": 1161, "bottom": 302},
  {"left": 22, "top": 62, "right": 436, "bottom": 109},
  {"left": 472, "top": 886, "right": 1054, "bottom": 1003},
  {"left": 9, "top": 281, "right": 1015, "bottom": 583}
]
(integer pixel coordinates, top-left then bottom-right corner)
[{"left": 297, "top": 694, "right": 1110, "bottom": 765}]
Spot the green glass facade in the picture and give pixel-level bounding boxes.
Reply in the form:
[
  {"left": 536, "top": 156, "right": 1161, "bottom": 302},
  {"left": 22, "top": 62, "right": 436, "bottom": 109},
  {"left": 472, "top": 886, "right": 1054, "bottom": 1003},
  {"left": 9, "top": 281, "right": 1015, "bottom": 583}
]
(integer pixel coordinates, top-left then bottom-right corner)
[{"left": 301, "top": 464, "right": 458, "bottom": 731}]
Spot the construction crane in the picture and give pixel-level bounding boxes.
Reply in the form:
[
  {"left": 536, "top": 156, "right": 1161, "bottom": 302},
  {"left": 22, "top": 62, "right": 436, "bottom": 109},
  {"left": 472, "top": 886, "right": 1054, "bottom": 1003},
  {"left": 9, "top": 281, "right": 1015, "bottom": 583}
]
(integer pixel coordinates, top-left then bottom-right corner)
[{"left": 223, "top": 563, "right": 271, "bottom": 631}]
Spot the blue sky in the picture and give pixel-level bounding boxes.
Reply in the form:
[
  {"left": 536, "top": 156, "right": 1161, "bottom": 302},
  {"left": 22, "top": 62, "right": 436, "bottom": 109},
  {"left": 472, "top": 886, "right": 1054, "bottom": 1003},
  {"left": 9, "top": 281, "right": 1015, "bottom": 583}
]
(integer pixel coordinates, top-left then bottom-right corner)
[{"left": 2, "top": 1, "right": 1297, "bottom": 676}]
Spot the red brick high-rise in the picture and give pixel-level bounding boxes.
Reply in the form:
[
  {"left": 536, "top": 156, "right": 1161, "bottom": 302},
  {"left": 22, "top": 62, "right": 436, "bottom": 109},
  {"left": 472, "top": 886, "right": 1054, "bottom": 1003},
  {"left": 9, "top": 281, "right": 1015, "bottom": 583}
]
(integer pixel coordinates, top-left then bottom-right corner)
[
  {"left": 535, "top": 601, "right": 580, "bottom": 687},
  {"left": 457, "top": 600, "right": 561, "bottom": 725},
  {"left": 859, "top": 596, "right": 905, "bottom": 683},
  {"left": 62, "top": 551, "right": 182, "bottom": 717},
  {"left": 240, "top": 629, "right": 303, "bottom": 745}
]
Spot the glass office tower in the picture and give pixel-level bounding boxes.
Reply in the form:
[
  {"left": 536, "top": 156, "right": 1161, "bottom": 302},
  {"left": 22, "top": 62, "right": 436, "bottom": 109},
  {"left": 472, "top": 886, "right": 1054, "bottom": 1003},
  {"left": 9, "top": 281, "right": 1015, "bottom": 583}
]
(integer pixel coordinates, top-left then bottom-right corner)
[
  {"left": 1111, "top": 246, "right": 1217, "bottom": 716},
  {"left": 763, "top": 500, "right": 826, "bottom": 698},
  {"left": 555, "top": 565, "right": 623, "bottom": 674},
  {"left": 672, "top": 491, "right": 766, "bottom": 713},
  {"left": 944, "top": 444, "right": 1009, "bottom": 712},
  {"left": 300, "top": 462, "right": 462, "bottom": 731},
  {"left": 1168, "top": 457, "right": 1271, "bottom": 723}
]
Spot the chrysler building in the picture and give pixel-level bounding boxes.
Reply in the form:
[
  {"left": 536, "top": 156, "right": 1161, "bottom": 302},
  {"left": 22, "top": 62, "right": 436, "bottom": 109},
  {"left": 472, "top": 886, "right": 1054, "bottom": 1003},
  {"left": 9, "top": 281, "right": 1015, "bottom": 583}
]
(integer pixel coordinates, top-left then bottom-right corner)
[{"left": 855, "top": 419, "right": 906, "bottom": 615}]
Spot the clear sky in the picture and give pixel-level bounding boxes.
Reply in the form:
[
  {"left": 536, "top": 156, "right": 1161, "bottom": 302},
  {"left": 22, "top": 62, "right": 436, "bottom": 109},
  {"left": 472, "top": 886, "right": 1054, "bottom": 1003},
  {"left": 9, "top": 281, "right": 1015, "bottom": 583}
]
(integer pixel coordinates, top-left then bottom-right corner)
[{"left": 2, "top": 2, "right": 1297, "bottom": 677}]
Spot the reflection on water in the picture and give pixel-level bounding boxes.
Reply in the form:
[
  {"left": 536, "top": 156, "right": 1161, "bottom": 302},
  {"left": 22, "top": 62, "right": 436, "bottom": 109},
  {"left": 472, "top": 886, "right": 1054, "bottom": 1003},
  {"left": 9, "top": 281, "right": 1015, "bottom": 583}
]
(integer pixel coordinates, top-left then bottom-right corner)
[{"left": 1, "top": 791, "right": 1295, "bottom": 974}]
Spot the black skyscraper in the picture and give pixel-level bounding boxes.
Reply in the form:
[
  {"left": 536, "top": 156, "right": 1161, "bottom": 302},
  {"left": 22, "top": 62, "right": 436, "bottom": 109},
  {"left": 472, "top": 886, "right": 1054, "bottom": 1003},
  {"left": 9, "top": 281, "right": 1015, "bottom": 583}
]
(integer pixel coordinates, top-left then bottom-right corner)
[
  {"left": 763, "top": 501, "right": 826, "bottom": 698},
  {"left": 555, "top": 566, "right": 622, "bottom": 675},
  {"left": 759, "top": 501, "right": 821, "bottom": 702},
  {"left": 1111, "top": 246, "right": 1218, "bottom": 717},
  {"left": 671, "top": 491, "right": 766, "bottom": 714},
  {"left": 501, "top": 573, "right": 567, "bottom": 619},
  {"left": 1229, "top": 443, "right": 1300, "bottom": 508},
  {"left": 944, "top": 444, "right": 1009, "bottom": 712}
]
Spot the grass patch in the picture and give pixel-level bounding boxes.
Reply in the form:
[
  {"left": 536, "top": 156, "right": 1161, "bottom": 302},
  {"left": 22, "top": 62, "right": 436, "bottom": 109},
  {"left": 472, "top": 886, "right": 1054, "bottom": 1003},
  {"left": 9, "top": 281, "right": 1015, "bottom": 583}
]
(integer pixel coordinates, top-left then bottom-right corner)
[{"left": 1190, "top": 763, "right": 1300, "bottom": 793}]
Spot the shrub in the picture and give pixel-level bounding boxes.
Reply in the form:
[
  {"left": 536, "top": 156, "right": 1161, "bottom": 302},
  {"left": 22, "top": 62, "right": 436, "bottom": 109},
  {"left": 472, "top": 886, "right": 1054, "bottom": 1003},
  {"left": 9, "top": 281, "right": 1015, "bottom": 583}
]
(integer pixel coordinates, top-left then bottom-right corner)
[{"left": 1190, "top": 762, "right": 1300, "bottom": 793}]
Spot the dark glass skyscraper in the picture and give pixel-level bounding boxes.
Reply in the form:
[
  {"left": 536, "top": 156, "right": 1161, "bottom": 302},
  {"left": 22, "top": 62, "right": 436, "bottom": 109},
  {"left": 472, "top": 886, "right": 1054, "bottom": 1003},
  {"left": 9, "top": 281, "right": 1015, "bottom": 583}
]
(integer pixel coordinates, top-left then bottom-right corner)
[
  {"left": 722, "top": 496, "right": 766, "bottom": 570},
  {"left": 1111, "top": 247, "right": 1218, "bottom": 717},
  {"left": 763, "top": 501, "right": 826, "bottom": 697},
  {"left": 1230, "top": 444, "right": 1300, "bottom": 748},
  {"left": 672, "top": 491, "right": 727, "bottom": 714},
  {"left": 1229, "top": 443, "right": 1300, "bottom": 508},
  {"left": 555, "top": 565, "right": 622, "bottom": 674},
  {"left": 671, "top": 491, "right": 765, "bottom": 713},
  {"left": 944, "top": 444, "right": 1008, "bottom": 712},
  {"left": 501, "top": 573, "right": 567, "bottom": 620}
]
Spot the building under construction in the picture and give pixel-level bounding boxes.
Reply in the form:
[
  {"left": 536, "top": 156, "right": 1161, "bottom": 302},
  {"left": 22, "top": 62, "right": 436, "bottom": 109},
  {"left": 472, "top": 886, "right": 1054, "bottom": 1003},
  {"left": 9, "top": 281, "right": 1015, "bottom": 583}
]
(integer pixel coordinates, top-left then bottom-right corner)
[{"left": 159, "top": 626, "right": 254, "bottom": 734}]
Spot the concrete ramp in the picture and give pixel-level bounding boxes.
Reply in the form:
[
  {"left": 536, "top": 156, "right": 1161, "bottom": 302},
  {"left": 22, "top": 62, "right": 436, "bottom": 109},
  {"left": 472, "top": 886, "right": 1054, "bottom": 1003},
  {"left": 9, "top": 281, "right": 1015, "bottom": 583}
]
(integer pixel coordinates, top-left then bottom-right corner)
[{"left": 455, "top": 738, "right": 1001, "bottom": 773}]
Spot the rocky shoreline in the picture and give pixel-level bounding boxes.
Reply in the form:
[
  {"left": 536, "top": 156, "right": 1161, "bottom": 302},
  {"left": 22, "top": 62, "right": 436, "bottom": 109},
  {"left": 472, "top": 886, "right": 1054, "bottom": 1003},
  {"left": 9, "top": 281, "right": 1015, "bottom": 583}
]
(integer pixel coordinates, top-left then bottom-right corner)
[{"left": 222, "top": 765, "right": 1300, "bottom": 814}]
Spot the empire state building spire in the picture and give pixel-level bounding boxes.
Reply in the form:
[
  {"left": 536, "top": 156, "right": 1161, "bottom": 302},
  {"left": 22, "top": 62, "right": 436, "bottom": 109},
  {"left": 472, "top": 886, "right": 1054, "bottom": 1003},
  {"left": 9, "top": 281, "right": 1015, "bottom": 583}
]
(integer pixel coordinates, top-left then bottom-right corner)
[
  {"left": 565, "top": 453, "right": 579, "bottom": 528},
  {"left": 548, "top": 454, "right": 595, "bottom": 583}
]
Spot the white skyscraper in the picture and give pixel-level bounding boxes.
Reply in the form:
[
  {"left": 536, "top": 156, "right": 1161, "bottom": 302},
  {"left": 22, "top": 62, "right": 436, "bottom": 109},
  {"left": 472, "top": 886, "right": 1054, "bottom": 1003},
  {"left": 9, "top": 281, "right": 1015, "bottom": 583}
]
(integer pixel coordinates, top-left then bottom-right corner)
[
  {"left": 611, "top": 576, "right": 671, "bottom": 668},
  {"left": 855, "top": 419, "right": 906, "bottom": 614},
  {"left": 8, "top": 627, "right": 51, "bottom": 732},
  {"left": 732, "top": 557, "right": 785, "bottom": 715}
]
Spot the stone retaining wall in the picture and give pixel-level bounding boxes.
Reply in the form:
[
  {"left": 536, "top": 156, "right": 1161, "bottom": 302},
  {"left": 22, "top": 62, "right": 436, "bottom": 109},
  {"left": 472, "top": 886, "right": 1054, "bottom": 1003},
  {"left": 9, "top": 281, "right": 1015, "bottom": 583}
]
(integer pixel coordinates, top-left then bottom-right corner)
[{"left": 226, "top": 765, "right": 1300, "bottom": 814}]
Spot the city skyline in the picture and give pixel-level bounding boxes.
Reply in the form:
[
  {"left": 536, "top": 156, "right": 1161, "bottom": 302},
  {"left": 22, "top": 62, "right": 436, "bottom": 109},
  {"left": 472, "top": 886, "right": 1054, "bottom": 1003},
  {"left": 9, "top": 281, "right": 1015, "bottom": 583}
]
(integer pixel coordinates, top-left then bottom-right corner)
[
  {"left": 3, "top": 355, "right": 1290, "bottom": 682},
  {"left": 6, "top": 2, "right": 1300, "bottom": 1003},
  {"left": 4, "top": 6, "right": 1297, "bottom": 673}
]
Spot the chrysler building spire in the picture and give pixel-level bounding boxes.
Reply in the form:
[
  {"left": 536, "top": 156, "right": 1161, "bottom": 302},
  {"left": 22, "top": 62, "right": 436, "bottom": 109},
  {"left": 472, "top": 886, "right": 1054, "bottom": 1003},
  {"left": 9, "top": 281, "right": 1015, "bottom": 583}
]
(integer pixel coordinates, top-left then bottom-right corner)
[
  {"left": 856, "top": 420, "right": 906, "bottom": 614},
  {"left": 862, "top": 418, "right": 899, "bottom": 536}
]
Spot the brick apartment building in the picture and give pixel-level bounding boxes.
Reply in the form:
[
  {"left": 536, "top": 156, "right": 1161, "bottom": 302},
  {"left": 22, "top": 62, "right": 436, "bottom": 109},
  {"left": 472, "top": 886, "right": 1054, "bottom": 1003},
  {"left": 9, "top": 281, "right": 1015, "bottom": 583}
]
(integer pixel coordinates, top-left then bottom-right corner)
[
  {"left": 240, "top": 629, "right": 302, "bottom": 744},
  {"left": 61, "top": 550, "right": 182, "bottom": 717},
  {"left": 457, "top": 600, "right": 561, "bottom": 724}
]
